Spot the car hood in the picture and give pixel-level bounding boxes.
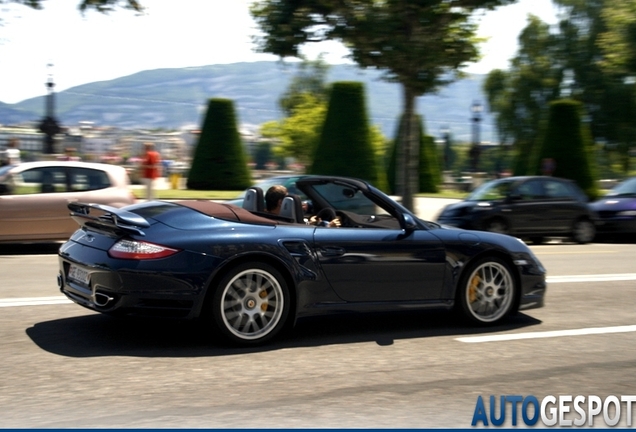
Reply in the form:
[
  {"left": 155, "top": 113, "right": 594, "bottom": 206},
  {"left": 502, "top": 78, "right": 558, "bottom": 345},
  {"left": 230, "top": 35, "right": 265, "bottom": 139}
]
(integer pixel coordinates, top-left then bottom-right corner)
[
  {"left": 590, "top": 196, "right": 636, "bottom": 211},
  {"left": 430, "top": 221, "right": 532, "bottom": 254},
  {"left": 437, "top": 200, "right": 489, "bottom": 217}
]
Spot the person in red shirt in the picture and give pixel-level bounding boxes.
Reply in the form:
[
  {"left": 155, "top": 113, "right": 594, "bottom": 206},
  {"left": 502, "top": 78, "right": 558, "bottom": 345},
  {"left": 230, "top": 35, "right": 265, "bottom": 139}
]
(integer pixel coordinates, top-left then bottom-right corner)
[{"left": 141, "top": 142, "right": 161, "bottom": 201}]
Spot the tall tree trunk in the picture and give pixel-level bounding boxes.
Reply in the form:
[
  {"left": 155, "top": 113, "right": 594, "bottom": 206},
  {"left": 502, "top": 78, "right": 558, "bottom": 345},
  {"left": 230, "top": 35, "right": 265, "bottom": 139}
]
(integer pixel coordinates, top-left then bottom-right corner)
[{"left": 397, "top": 85, "right": 419, "bottom": 211}]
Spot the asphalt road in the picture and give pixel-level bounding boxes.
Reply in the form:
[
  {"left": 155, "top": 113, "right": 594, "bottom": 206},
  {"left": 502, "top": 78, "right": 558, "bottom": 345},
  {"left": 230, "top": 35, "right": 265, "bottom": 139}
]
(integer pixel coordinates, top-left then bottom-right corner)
[{"left": 0, "top": 241, "right": 635, "bottom": 428}]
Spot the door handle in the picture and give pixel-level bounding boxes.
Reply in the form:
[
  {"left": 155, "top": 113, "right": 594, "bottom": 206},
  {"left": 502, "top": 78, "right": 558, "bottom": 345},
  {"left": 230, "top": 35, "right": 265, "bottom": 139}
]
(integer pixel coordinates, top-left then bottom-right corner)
[{"left": 320, "top": 246, "right": 346, "bottom": 257}]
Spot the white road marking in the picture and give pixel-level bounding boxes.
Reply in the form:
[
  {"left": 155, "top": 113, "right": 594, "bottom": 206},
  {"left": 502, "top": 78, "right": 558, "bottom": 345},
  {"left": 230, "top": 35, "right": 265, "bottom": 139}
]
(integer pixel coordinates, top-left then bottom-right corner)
[
  {"left": 0, "top": 296, "right": 72, "bottom": 307},
  {"left": 456, "top": 325, "right": 636, "bottom": 343},
  {"left": 547, "top": 274, "right": 636, "bottom": 283}
]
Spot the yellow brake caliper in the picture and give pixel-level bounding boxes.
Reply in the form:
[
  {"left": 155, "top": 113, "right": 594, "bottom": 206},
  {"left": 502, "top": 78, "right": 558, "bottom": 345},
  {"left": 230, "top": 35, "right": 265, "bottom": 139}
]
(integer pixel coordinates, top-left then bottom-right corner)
[
  {"left": 259, "top": 289, "right": 268, "bottom": 311},
  {"left": 469, "top": 274, "right": 481, "bottom": 303}
]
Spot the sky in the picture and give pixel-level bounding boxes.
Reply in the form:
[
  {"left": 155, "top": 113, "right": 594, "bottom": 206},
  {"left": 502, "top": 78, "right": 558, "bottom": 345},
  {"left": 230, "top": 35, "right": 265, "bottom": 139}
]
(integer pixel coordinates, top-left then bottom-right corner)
[{"left": 0, "top": 0, "right": 559, "bottom": 105}]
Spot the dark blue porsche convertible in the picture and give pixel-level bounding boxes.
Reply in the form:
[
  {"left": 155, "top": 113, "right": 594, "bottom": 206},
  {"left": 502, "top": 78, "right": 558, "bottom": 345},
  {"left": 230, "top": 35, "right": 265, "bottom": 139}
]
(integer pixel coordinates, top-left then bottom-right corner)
[{"left": 57, "top": 176, "right": 546, "bottom": 346}]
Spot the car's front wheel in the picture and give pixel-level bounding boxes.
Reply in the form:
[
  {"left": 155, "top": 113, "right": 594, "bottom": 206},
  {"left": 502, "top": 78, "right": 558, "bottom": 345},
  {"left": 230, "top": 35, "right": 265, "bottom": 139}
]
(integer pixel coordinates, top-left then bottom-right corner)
[
  {"left": 572, "top": 219, "right": 595, "bottom": 244},
  {"left": 484, "top": 218, "right": 508, "bottom": 235},
  {"left": 457, "top": 257, "right": 517, "bottom": 325},
  {"left": 210, "top": 262, "right": 290, "bottom": 346}
]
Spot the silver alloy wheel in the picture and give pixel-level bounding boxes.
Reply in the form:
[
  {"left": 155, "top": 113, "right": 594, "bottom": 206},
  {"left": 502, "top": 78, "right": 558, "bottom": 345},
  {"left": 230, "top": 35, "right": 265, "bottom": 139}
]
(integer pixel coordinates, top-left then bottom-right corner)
[
  {"left": 220, "top": 268, "right": 285, "bottom": 341},
  {"left": 464, "top": 261, "right": 514, "bottom": 323},
  {"left": 572, "top": 219, "right": 595, "bottom": 244},
  {"left": 486, "top": 219, "right": 507, "bottom": 234}
]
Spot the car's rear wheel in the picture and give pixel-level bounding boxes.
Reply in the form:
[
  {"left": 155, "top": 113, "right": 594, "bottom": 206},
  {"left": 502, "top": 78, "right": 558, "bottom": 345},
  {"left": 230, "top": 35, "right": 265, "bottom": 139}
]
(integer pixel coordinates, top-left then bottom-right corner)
[
  {"left": 211, "top": 262, "right": 290, "bottom": 346},
  {"left": 457, "top": 257, "right": 516, "bottom": 325},
  {"left": 572, "top": 219, "right": 595, "bottom": 244},
  {"left": 485, "top": 218, "right": 508, "bottom": 235}
]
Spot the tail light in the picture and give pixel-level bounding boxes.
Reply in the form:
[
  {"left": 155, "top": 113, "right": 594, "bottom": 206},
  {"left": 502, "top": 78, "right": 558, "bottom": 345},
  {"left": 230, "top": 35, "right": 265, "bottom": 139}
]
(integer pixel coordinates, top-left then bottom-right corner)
[{"left": 108, "top": 239, "right": 180, "bottom": 260}]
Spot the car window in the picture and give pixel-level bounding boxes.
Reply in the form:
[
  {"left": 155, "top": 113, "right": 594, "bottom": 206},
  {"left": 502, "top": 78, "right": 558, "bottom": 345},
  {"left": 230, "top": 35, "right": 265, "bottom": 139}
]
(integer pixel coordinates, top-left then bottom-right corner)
[
  {"left": 467, "top": 179, "right": 513, "bottom": 201},
  {"left": 0, "top": 165, "right": 13, "bottom": 194},
  {"left": 607, "top": 177, "right": 636, "bottom": 197},
  {"left": 13, "top": 167, "right": 68, "bottom": 194},
  {"left": 312, "top": 182, "right": 389, "bottom": 217},
  {"left": 516, "top": 180, "right": 544, "bottom": 200},
  {"left": 544, "top": 180, "right": 575, "bottom": 199},
  {"left": 70, "top": 167, "right": 111, "bottom": 191}
]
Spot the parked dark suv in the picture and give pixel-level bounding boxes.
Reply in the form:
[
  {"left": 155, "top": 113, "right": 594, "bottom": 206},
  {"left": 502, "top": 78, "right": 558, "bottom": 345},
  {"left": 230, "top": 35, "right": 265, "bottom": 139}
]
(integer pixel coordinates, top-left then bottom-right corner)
[{"left": 436, "top": 176, "right": 596, "bottom": 244}]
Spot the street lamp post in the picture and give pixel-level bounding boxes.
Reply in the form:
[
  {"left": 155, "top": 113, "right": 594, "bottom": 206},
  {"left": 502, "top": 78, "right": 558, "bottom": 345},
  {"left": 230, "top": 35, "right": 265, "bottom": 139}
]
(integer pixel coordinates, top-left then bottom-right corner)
[
  {"left": 469, "top": 101, "right": 482, "bottom": 172},
  {"left": 38, "top": 64, "right": 62, "bottom": 155},
  {"left": 440, "top": 125, "right": 451, "bottom": 171}
]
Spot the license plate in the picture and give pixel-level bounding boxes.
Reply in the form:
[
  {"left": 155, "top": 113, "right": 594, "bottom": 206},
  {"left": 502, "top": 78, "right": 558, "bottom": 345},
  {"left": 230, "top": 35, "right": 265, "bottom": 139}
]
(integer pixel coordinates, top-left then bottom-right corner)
[{"left": 68, "top": 265, "right": 90, "bottom": 285}]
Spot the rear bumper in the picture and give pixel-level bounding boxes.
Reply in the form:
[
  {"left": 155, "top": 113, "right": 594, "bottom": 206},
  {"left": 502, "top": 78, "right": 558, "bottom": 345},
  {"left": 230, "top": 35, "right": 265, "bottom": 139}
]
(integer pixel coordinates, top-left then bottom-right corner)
[
  {"left": 594, "top": 218, "right": 636, "bottom": 235},
  {"left": 58, "top": 240, "right": 218, "bottom": 319}
]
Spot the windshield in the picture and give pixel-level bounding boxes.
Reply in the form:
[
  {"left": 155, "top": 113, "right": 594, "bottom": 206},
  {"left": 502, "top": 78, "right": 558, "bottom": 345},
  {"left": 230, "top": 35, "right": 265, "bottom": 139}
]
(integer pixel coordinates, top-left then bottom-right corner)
[
  {"left": 607, "top": 177, "right": 636, "bottom": 197},
  {"left": 235, "top": 176, "right": 303, "bottom": 198},
  {"left": 0, "top": 165, "right": 13, "bottom": 178},
  {"left": 466, "top": 179, "right": 514, "bottom": 201},
  {"left": 312, "top": 182, "right": 388, "bottom": 216}
]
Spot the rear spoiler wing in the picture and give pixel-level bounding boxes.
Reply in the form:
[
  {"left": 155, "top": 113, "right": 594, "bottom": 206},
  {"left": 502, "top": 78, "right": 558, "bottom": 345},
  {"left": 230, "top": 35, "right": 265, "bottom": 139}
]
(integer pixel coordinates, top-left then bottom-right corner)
[{"left": 68, "top": 202, "right": 150, "bottom": 236}]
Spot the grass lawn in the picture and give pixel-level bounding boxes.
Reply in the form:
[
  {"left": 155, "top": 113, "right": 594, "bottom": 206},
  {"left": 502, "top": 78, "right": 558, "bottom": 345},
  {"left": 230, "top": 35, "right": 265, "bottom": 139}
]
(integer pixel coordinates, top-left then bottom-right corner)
[
  {"left": 132, "top": 189, "right": 242, "bottom": 200},
  {"left": 133, "top": 188, "right": 468, "bottom": 201}
]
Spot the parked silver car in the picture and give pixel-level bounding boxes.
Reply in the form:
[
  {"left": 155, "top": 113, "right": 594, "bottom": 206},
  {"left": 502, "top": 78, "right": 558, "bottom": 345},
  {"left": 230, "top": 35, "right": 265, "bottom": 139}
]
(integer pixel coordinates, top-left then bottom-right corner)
[{"left": 0, "top": 161, "right": 136, "bottom": 243}]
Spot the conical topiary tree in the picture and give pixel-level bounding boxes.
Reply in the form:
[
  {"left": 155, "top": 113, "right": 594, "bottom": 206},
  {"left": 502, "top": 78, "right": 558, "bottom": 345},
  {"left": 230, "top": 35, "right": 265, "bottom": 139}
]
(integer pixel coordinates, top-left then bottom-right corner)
[
  {"left": 308, "top": 82, "right": 379, "bottom": 184},
  {"left": 387, "top": 114, "right": 440, "bottom": 194},
  {"left": 531, "top": 99, "right": 599, "bottom": 199},
  {"left": 420, "top": 134, "right": 440, "bottom": 193},
  {"left": 187, "top": 98, "right": 252, "bottom": 190}
]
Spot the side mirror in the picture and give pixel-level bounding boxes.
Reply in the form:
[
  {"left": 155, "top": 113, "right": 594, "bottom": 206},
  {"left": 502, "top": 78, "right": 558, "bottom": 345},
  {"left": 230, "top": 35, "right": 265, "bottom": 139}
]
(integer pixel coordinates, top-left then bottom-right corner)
[
  {"left": 402, "top": 213, "right": 418, "bottom": 232},
  {"left": 342, "top": 188, "right": 356, "bottom": 198}
]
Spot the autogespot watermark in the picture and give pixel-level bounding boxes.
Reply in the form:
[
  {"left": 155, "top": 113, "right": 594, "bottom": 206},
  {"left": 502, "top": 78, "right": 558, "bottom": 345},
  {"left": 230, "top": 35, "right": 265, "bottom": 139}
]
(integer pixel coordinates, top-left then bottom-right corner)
[{"left": 471, "top": 395, "right": 636, "bottom": 427}]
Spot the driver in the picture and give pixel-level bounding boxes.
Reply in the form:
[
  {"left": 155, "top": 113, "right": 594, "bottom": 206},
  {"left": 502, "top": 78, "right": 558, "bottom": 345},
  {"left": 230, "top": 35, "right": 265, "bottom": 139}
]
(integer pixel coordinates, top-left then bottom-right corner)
[{"left": 309, "top": 207, "right": 341, "bottom": 227}]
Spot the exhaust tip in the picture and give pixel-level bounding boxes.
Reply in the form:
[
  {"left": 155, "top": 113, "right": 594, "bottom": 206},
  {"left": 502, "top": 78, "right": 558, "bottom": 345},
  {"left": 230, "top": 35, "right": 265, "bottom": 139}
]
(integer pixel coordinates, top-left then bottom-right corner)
[{"left": 93, "top": 292, "right": 114, "bottom": 307}]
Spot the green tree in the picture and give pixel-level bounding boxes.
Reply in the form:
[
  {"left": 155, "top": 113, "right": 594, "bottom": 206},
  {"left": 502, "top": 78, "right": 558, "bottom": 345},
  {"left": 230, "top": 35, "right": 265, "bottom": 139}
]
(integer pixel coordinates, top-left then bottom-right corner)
[
  {"left": 483, "top": 15, "right": 561, "bottom": 175},
  {"left": 597, "top": 0, "right": 636, "bottom": 174},
  {"left": 531, "top": 99, "right": 599, "bottom": 198},
  {"left": 485, "top": 0, "right": 636, "bottom": 177},
  {"left": 3, "top": 0, "right": 142, "bottom": 13},
  {"left": 278, "top": 56, "right": 330, "bottom": 116},
  {"left": 187, "top": 98, "right": 251, "bottom": 190},
  {"left": 259, "top": 58, "right": 331, "bottom": 167},
  {"left": 260, "top": 92, "right": 327, "bottom": 167},
  {"left": 251, "top": 0, "right": 517, "bottom": 211},
  {"left": 309, "top": 81, "right": 379, "bottom": 184},
  {"left": 420, "top": 135, "right": 441, "bottom": 193},
  {"left": 387, "top": 115, "right": 440, "bottom": 194},
  {"left": 598, "top": 0, "right": 636, "bottom": 77},
  {"left": 253, "top": 141, "right": 273, "bottom": 170}
]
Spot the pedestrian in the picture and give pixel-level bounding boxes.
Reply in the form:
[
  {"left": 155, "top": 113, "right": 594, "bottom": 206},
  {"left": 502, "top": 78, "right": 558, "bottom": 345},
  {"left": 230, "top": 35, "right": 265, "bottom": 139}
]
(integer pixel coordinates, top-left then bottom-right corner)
[
  {"left": 141, "top": 142, "right": 161, "bottom": 201},
  {"left": 59, "top": 147, "right": 81, "bottom": 161},
  {"left": 541, "top": 158, "right": 556, "bottom": 176},
  {"left": 2, "top": 137, "right": 21, "bottom": 166}
]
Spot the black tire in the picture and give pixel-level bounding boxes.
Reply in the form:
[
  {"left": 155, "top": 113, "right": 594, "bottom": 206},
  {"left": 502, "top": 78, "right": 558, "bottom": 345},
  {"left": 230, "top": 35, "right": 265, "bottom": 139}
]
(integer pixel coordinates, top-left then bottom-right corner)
[
  {"left": 485, "top": 218, "right": 508, "bottom": 235},
  {"left": 529, "top": 236, "right": 545, "bottom": 245},
  {"left": 572, "top": 219, "right": 595, "bottom": 244},
  {"left": 210, "top": 262, "right": 290, "bottom": 346},
  {"left": 457, "top": 256, "right": 517, "bottom": 325}
]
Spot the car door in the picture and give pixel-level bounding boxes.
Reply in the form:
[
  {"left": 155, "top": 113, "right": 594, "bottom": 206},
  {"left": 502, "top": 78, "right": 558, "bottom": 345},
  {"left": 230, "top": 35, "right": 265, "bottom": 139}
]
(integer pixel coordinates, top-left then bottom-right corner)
[
  {"left": 507, "top": 178, "right": 550, "bottom": 235},
  {"left": 542, "top": 179, "right": 586, "bottom": 233},
  {"left": 0, "top": 166, "right": 73, "bottom": 241},
  {"left": 314, "top": 226, "right": 446, "bottom": 302}
]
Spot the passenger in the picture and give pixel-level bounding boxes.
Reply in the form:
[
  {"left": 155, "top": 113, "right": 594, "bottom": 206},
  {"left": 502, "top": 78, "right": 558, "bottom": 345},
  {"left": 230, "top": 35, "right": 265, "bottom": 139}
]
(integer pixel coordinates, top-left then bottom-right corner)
[
  {"left": 309, "top": 207, "right": 341, "bottom": 228},
  {"left": 1, "top": 137, "right": 21, "bottom": 166},
  {"left": 264, "top": 185, "right": 288, "bottom": 215}
]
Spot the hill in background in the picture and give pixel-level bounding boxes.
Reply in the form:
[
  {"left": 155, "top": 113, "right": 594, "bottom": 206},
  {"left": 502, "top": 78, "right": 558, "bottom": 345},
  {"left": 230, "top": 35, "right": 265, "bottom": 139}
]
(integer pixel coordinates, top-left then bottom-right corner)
[{"left": 1, "top": 61, "right": 494, "bottom": 142}]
